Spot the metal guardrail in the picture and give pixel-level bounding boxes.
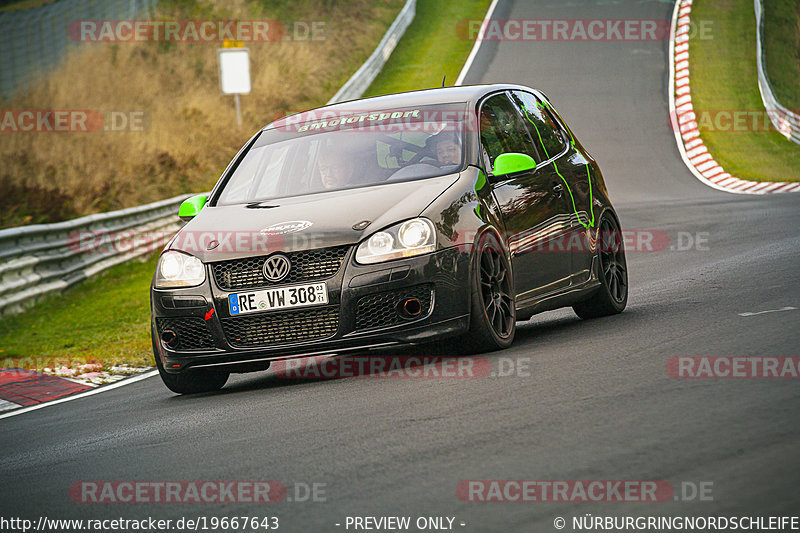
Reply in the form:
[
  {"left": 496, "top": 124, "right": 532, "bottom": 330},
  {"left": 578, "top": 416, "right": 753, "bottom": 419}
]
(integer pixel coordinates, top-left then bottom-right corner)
[
  {"left": 0, "top": 194, "right": 189, "bottom": 315},
  {"left": 0, "top": 0, "right": 417, "bottom": 315},
  {"left": 754, "top": 0, "right": 800, "bottom": 144},
  {"left": 326, "top": 0, "right": 415, "bottom": 104}
]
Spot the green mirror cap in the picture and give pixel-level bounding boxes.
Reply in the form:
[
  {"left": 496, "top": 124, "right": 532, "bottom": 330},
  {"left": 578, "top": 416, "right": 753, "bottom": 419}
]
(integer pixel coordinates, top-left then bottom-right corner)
[
  {"left": 178, "top": 194, "right": 208, "bottom": 220},
  {"left": 475, "top": 169, "right": 487, "bottom": 191},
  {"left": 493, "top": 153, "right": 536, "bottom": 176}
]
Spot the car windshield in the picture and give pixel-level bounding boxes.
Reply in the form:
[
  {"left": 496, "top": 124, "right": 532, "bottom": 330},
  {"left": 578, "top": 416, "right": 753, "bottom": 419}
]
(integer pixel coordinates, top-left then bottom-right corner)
[{"left": 215, "top": 103, "right": 468, "bottom": 206}]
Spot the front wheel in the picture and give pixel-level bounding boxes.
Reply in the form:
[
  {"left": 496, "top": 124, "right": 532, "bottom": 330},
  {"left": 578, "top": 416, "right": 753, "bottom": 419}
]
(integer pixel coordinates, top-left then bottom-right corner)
[
  {"left": 573, "top": 214, "right": 628, "bottom": 319},
  {"left": 461, "top": 231, "right": 516, "bottom": 353}
]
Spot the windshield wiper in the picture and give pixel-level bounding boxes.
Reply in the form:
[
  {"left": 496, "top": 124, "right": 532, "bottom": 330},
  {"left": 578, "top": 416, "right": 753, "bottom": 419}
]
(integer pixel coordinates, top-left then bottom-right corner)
[{"left": 245, "top": 201, "right": 280, "bottom": 209}]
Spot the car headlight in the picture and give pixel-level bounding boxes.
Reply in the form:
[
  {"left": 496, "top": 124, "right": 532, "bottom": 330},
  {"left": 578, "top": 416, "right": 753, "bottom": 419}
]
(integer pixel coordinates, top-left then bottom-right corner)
[
  {"left": 355, "top": 218, "right": 436, "bottom": 264},
  {"left": 155, "top": 251, "right": 206, "bottom": 288}
]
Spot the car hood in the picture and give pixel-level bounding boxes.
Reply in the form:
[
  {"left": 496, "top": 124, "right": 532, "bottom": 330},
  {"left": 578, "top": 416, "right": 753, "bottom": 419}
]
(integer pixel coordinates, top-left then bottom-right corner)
[{"left": 168, "top": 174, "right": 460, "bottom": 262}]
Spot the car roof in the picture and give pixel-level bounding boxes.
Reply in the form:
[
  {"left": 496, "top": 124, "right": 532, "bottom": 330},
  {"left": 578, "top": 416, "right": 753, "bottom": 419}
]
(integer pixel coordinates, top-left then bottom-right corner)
[{"left": 267, "top": 84, "right": 534, "bottom": 130}]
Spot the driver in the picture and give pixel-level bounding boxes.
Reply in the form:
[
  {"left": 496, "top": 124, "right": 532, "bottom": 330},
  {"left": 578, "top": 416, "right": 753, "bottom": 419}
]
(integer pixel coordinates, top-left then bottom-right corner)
[{"left": 318, "top": 151, "right": 355, "bottom": 190}]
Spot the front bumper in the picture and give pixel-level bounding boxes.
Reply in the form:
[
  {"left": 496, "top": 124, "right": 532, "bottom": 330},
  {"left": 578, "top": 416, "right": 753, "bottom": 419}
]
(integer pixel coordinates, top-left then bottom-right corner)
[{"left": 151, "top": 247, "right": 471, "bottom": 373}]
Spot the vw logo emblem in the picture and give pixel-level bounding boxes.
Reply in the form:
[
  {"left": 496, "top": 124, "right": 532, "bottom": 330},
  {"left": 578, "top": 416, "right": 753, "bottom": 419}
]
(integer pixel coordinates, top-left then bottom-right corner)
[{"left": 263, "top": 254, "right": 291, "bottom": 282}]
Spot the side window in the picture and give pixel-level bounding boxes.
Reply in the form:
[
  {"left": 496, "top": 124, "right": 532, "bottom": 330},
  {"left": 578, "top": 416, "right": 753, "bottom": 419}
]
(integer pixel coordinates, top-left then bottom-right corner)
[
  {"left": 479, "top": 93, "right": 539, "bottom": 171},
  {"left": 510, "top": 91, "right": 566, "bottom": 161}
]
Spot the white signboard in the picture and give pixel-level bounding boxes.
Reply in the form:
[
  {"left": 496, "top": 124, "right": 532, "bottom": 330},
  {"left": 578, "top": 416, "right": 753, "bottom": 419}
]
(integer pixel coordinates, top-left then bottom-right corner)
[{"left": 218, "top": 48, "right": 251, "bottom": 95}]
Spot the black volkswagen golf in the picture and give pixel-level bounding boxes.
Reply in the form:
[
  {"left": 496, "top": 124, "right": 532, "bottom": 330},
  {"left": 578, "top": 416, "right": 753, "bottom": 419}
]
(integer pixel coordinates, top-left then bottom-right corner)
[{"left": 151, "top": 84, "right": 628, "bottom": 393}]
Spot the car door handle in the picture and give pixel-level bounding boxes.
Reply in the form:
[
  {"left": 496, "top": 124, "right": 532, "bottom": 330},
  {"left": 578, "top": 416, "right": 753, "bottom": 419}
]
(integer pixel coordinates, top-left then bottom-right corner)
[{"left": 552, "top": 182, "right": 564, "bottom": 197}]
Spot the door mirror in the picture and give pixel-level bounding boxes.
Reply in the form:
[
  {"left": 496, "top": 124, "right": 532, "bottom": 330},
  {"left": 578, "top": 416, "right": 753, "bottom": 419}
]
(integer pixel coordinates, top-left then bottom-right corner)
[
  {"left": 178, "top": 194, "right": 208, "bottom": 221},
  {"left": 492, "top": 153, "right": 536, "bottom": 177}
]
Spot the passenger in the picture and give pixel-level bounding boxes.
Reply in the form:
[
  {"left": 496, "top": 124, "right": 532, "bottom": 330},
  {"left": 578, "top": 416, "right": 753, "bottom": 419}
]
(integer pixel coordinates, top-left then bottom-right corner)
[
  {"left": 427, "top": 133, "right": 462, "bottom": 171},
  {"left": 434, "top": 136, "right": 462, "bottom": 167}
]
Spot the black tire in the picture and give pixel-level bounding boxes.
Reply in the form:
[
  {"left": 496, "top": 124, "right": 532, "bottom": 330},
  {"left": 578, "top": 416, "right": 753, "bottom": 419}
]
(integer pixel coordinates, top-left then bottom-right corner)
[
  {"left": 461, "top": 230, "right": 516, "bottom": 353},
  {"left": 573, "top": 214, "right": 628, "bottom": 319},
  {"left": 152, "top": 325, "right": 229, "bottom": 394}
]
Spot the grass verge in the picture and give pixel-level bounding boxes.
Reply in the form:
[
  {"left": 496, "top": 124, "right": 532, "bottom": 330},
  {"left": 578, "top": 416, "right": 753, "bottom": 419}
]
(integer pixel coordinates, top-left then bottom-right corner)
[
  {"left": 689, "top": 0, "right": 799, "bottom": 182},
  {"left": 0, "top": 254, "right": 158, "bottom": 371},
  {"left": 364, "top": 0, "right": 490, "bottom": 97}
]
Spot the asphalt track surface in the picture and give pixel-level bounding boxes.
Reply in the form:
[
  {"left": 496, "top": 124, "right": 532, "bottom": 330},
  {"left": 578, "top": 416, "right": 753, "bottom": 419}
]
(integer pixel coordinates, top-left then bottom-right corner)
[{"left": 2, "top": 0, "right": 799, "bottom": 531}]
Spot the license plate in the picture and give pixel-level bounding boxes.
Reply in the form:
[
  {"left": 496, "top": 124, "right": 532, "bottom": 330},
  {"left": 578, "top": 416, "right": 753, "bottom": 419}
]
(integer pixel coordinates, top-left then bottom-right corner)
[{"left": 228, "top": 282, "right": 328, "bottom": 315}]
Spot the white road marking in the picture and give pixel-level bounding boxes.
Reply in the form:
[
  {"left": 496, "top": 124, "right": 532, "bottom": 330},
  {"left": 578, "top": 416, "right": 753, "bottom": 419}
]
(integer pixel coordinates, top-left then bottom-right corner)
[
  {"left": 738, "top": 307, "right": 797, "bottom": 317},
  {"left": 0, "top": 369, "right": 158, "bottom": 421},
  {"left": 454, "top": 0, "right": 500, "bottom": 86}
]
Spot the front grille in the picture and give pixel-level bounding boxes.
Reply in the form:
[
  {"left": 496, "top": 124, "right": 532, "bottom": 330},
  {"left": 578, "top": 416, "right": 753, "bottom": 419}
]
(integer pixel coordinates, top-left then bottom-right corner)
[
  {"left": 355, "top": 284, "right": 434, "bottom": 331},
  {"left": 156, "top": 317, "right": 215, "bottom": 351},
  {"left": 221, "top": 306, "right": 339, "bottom": 348},
  {"left": 211, "top": 245, "right": 350, "bottom": 291}
]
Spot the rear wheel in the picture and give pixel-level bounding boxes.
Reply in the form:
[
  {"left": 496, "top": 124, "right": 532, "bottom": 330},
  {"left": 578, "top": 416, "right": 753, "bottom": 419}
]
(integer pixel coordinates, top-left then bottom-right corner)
[
  {"left": 573, "top": 214, "right": 628, "bottom": 319},
  {"left": 152, "top": 325, "right": 229, "bottom": 394},
  {"left": 462, "top": 231, "right": 516, "bottom": 353}
]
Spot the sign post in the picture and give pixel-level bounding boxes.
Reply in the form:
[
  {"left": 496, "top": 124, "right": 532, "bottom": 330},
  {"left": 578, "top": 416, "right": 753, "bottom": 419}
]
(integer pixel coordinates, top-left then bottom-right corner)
[{"left": 217, "top": 46, "right": 251, "bottom": 128}]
